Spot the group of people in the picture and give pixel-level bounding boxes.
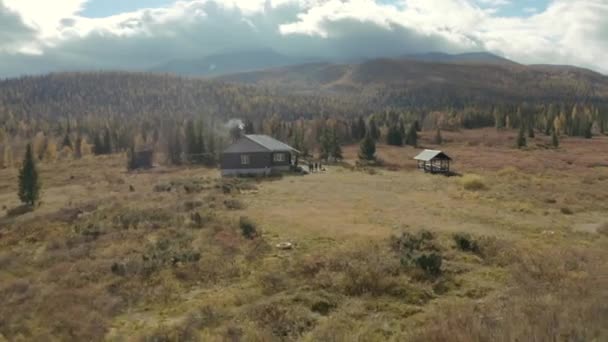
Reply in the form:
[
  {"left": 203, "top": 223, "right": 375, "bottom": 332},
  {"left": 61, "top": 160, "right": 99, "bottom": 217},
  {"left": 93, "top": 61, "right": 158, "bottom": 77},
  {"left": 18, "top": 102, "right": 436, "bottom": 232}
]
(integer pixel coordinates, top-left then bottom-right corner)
[{"left": 307, "top": 161, "right": 325, "bottom": 173}]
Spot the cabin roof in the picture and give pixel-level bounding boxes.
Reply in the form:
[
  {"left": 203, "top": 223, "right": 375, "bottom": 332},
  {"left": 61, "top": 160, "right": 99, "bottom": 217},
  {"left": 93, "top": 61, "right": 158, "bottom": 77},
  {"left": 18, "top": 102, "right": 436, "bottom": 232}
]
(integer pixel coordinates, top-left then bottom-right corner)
[
  {"left": 223, "top": 135, "right": 299, "bottom": 154},
  {"left": 414, "top": 149, "right": 452, "bottom": 162}
]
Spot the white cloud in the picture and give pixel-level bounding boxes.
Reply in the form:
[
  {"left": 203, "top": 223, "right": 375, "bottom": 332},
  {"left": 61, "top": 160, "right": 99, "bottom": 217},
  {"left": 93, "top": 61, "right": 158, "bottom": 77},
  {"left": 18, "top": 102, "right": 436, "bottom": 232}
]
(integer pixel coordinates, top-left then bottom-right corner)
[{"left": 0, "top": 0, "right": 607, "bottom": 77}]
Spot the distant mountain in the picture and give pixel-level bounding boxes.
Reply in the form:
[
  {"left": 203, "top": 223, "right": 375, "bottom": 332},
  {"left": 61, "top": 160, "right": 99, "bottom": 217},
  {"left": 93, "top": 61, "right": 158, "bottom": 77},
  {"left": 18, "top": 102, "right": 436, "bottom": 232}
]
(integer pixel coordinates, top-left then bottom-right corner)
[
  {"left": 401, "top": 52, "right": 519, "bottom": 66},
  {"left": 218, "top": 56, "right": 608, "bottom": 105},
  {"left": 150, "top": 49, "right": 324, "bottom": 77}
]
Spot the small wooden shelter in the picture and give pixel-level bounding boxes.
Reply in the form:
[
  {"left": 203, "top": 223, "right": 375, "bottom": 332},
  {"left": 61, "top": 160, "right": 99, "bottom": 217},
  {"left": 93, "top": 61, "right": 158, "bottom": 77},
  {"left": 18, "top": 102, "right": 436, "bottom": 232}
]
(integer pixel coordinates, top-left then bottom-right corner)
[{"left": 414, "top": 150, "right": 452, "bottom": 174}]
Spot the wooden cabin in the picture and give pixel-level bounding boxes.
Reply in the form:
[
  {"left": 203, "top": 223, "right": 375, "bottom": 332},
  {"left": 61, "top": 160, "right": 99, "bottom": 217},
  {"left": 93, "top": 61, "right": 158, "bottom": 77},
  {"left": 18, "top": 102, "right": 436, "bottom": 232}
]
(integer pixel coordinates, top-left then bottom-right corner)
[
  {"left": 220, "top": 135, "right": 299, "bottom": 177},
  {"left": 414, "top": 150, "right": 452, "bottom": 174}
]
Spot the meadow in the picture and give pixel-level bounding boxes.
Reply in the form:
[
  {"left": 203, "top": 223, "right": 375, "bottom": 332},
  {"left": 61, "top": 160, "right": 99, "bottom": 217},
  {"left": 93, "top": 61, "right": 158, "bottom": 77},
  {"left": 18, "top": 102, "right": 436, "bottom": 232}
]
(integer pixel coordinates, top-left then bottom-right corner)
[{"left": 0, "top": 129, "right": 607, "bottom": 341}]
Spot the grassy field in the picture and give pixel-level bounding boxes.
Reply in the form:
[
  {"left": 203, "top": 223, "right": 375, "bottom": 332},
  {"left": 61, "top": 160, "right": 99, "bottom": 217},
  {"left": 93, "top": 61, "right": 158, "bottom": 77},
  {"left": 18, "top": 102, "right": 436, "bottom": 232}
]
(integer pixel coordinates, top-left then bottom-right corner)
[{"left": 0, "top": 129, "right": 607, "bottom": 341}]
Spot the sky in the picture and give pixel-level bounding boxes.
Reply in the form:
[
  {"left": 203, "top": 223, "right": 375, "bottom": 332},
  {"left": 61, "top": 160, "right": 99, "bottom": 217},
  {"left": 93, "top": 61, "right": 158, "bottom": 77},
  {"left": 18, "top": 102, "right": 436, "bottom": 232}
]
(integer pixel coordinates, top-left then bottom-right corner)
[{"left": 0, "top": 0, "right": 607, "bottom": 77}]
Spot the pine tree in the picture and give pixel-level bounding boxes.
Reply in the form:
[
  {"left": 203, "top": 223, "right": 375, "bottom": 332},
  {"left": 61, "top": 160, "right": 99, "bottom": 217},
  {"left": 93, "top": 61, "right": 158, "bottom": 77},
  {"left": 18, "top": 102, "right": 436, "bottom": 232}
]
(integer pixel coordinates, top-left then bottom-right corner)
[
  {"left": 358, "top": 132, "right": 376, "bottom": 161},
  {"left": 18, "top": 144, "right": 41, "bottom": 207},
  {"left": 528, "top": 126, "right": 535, "bottom": 138},
  {"left": 358, "top": 117, "right": 367, "bottom": 139},
  {"left": 127, "top": 143, "right": 137, "bottom": 171},
  {"left": 319, "top": 128, "right": 332, "bottom": 160},
  {"left": 517, "top": 125, "right": 527, "bottom": 148},
  {"left": 369, "top": 118, "right": 380, "bottom": 141},
  {"left": 434, "top": 128, "right": 443, "bottom": 145},
  {"left": 243, "top": 119, "right": 255, "bottom": 134},
  {"left": 103, "top": 127, "right": 112, "bottom": 154},
  {"left": 62, "top": 119, "right": 72, "bottom": 149},
  {"left": 62, "top": 133, "right": 72, "bottom": 149},
  {"left": 584, "top": 123, "right": 593, "bottom": 139},
  {"left": 330, "top": 128, "right": 342, "bottom": 161},
  {"left": 93, "top": 133, "right": 104, "bottom": 155},
  {"left": 386, "top": 124, "right": 403, "bottom": 146},
  {"left": 405, "top": 124, "right": 418, "bottom": 147},
  {"left": 185, "top": 120, "right": 198, "bottom": 155},
  {"left": 168, "top": 128, "right": 182, "bottom": 165},
  {"left": 552, "top": 130, "right": 559, "bottom": 148}
]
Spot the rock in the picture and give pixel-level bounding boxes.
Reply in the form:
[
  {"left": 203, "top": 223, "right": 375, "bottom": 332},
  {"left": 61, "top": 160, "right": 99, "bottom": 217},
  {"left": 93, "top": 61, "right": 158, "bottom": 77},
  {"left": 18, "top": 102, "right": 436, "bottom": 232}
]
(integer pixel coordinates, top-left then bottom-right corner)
[{"left": 276, "top": 242, "right": 293, "bottom": 250}]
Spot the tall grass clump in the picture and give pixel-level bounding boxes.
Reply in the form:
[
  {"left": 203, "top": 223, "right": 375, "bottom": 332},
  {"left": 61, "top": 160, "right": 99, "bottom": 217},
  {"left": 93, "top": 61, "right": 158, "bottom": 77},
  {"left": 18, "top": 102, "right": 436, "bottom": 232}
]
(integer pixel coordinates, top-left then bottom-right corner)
[{"left": 460, "top": 174, "right": 487, "bottom": 191}]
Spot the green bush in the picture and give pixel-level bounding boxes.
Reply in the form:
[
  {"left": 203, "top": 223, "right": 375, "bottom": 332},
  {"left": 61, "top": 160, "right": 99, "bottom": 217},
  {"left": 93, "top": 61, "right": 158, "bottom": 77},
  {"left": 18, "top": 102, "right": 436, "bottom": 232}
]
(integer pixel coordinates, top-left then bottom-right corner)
[
  {"left": 224, "top": 198, "right": 245, "bottom": 210},
  {"left": 391, "top": 230, "right": 442, "bottom": 276},
  {"left": 416, "top": 252, "right": 442, "bottom": 276},
  {"left": 561, "top": 207, "right": 574, "bottom": 215},
  {"left": 239, "top": 216, "right": 258, "bottom": 239},
  {"left": 453, "top": 233, "right": 480, "bottom": 254}
]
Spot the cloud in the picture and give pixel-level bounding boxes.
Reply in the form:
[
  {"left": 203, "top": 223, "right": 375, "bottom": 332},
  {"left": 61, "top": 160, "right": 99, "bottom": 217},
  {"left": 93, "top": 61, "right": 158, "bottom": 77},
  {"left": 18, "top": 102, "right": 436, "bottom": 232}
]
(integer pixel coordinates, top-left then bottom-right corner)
[
  {"left": 0, "top": 0, "right": 607, "bottom": 77},
  {"left": 0, "top": 0, "right": 37, "bottom": 54}
]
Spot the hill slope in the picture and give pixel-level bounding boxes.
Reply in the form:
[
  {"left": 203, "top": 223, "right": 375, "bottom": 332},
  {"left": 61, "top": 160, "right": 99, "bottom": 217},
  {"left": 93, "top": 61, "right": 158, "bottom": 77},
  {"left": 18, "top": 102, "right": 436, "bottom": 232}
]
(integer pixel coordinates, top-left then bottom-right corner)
[{"left": 218, "top": 57, "right": 608, "bottom": 106}]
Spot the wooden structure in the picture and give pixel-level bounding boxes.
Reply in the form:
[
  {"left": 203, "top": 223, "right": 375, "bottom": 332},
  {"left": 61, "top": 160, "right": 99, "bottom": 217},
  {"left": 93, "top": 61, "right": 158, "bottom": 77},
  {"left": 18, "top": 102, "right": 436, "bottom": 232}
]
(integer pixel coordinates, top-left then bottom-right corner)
[
  {"left": 414, "top": 150, "right": 452, "bottom": 174},
  {"left": 220, "top": 135, "right": 299, "bottom": 177}
]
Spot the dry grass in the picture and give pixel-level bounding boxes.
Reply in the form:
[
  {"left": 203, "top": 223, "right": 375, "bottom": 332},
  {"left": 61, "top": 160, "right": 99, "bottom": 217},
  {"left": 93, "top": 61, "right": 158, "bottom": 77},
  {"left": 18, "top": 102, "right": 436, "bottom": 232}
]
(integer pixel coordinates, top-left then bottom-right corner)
[{"left": 1, "top": 129, "right": 607, "bottom": 341}]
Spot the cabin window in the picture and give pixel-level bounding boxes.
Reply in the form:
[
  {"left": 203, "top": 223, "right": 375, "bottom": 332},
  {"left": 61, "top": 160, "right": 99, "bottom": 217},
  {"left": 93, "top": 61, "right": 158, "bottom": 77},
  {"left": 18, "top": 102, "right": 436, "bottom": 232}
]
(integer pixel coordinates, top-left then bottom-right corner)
[
  {"left": 273, "top": 153, "right": 286, "bottom": 162},
  {"left": 240, "top": 154, "right": 250, "bottom": 165}
]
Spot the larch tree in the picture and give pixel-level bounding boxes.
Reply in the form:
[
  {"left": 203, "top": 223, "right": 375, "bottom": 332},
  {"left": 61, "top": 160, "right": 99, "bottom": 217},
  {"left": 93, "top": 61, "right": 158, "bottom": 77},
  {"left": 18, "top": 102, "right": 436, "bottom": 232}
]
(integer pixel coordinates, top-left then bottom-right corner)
[{"left": 18, "top": 143, "right": 41, "bottom": 207}]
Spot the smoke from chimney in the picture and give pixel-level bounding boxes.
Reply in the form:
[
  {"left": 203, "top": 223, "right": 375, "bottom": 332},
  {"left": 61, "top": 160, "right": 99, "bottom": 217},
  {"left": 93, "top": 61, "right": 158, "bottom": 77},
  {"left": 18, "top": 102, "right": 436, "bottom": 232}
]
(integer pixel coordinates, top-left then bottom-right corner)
[{"left": 225, "top": 119, "right": 244, "bottom": 130}]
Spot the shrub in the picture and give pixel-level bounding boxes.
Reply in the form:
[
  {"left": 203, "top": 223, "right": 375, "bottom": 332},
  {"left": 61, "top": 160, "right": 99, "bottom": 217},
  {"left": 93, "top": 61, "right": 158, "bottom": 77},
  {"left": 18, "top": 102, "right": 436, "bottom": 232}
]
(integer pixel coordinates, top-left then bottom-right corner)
[
  {"left": 239, "top": 216, "right": 258, "bottom": 239},
  {"left": 415, "top": 252, "right": 442, "bottom": 276},
  {"left": 391, "top": 230, "right": 442, "bottom": 276},
  {"left": 460, "top": 174, "right": 487, "bottom": 191},
  {"left": 453, "top": 233, "right": 480, "bottom": 254},
  {"left": 224, "top": 198, "right": 245, "bottom": 210},
  {"left": 560, "top": 207, "right": 574, "bottom": 215}
]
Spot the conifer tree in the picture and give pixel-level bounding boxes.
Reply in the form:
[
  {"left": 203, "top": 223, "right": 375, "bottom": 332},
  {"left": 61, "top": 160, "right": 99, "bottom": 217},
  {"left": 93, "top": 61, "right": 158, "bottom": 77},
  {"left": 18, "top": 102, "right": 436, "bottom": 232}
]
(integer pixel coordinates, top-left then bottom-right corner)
[
  {"left": 185, "top": 120, "right": 198, "bottom": 155},
  {"left": 243, "top": 119, "right": 255, "bottom": 134},
  {"left": 319, "top": 128, "right": 332, "bottom": 160},
  {"left": 517, "top": 125, "right": 527, "bottom": 148},
  {"left": 399, "top": 120, "right": 406, "bottom": 139},
  {"left": 168, "top": 128, "right": 182, "bottom": 165},
  {"left": 358, "top": 132, "right": 376, "bottom": 161},
  {"left": 584, "top": 123, "right": 593, "bottom": 139},
  {"left": 357, "top": 116, "right": 367, "bottom": 140},
  {"left": 103, "top": 127, "right": 112, "bottom": 154},
  {"left": 434, "top": 128, "right": 443, "bottom": 145},
  {"left": 18, "top": 144, "right": 41, "bottom": 207},
  {"left": 61, "top": 119, "right": 72, "bottom": 149},
  {"left": 331, "top": 128, "right": 342, "bottom": 161},
  {"left": 369, "top": 118, "right": 380, "bottom": 141},
  {"left": 552, "top": 130, "right": 559, "bottom": 148},
  {"left": 127, "top": 143, "right": 137, "bottom": 171},
  {"left": 386, "top": 124, "right": 403, "bottom": 146},
  {"left": 405, "top": 124, "right": 418, "bottom": 147},
  {"left": 528, "top": 126, "right": 535, "bottom": 138}
]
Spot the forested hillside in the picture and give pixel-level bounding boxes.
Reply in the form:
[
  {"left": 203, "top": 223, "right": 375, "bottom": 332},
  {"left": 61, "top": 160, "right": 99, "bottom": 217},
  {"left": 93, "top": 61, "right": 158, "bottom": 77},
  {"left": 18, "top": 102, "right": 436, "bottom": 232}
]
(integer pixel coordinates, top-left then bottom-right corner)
[
  {"left": 0, "top": 68, "right": 606, "bottom": 170},
  {"left": 219, "top": 58, "right": 608, "bottom": 107}
]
